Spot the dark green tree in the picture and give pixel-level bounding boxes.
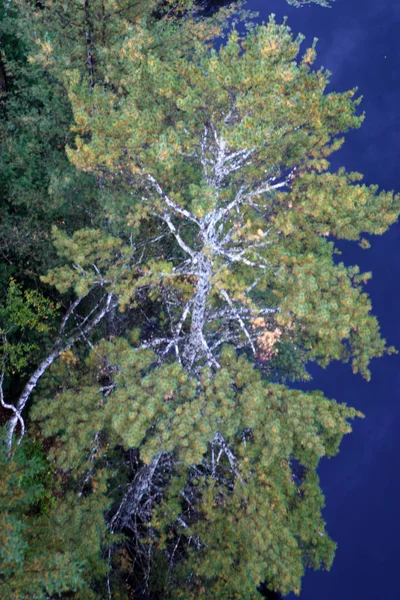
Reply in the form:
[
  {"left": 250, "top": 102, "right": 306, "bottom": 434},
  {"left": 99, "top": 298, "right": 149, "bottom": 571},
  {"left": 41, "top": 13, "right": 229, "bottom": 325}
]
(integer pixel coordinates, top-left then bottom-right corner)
[
  {"left": 0, "top": 1, "right": 101, "bottom": 281},
  {"left": 0, "top": 427, "right": 112, "bottom": 599}
]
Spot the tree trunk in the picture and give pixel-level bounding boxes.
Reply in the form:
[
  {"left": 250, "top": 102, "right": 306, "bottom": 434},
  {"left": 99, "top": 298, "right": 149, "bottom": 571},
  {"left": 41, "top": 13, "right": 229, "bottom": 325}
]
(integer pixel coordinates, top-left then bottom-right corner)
[{"left": 183, "top": 253, "right": 212, "bottom": 370}]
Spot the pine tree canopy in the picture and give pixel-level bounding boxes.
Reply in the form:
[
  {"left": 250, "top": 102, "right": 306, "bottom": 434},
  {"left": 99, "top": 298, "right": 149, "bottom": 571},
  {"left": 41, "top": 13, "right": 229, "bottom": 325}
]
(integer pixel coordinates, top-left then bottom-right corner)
[
  {"left": 0, "top": 0, "right": 397, "bottom": 598},
  {"left": 31, "top": 339, "right": 361, "bottom": 596},
  {"left": 61, "top": 17, "right": 398, "bottom": 378},
  {"left": 0, "top": 428, "right": 111, "bottom": 600}
]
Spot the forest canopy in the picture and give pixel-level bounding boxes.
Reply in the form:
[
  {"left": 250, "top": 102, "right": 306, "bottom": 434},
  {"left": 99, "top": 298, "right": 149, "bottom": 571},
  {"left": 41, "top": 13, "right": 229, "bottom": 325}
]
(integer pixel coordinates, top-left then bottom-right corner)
[{"left": 0, "top": 0, "right": 397, "bottom": 598}]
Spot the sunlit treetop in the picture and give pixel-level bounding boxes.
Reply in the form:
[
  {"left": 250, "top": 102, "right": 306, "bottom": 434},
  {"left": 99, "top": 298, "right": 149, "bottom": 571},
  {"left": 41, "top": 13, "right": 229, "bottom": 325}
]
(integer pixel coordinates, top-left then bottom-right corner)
[{"left": 51, "top": 16, "right": 400, "bottom": 379}]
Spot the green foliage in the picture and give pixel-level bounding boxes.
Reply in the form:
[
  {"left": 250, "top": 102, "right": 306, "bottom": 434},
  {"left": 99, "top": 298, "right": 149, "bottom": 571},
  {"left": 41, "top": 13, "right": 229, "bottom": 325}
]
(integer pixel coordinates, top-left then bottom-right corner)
[
  {"left": 0, "top": 1, "right": 101, "bottom": 281},
  {"left": 0, "top": 428, "right": 111, "bottom": 599},
  {"left": 62, "top": 17, "right": 399, "bottom": 379},
  {"left": 149, "top": 349, "right": 361, "bottom": 597},
  {"left": 32, "top": 341, "right": 361, "bottom": 596},
  {"left": 0, "top": 278, "right": 58, "bottom": 375},
  {"left": 1, "top": 1, "right": 397, "bottom": 598},
  {"left": 41, "top": 226, "right": 127, "bottom": 296},
  {"left": 269, "top": 236, "right": 394, "bottom": 380}
]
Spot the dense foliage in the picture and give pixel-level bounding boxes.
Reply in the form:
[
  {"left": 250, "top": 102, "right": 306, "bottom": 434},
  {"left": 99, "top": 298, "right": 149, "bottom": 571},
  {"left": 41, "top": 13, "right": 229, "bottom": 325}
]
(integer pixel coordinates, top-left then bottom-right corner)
[{"left": 0, "top": 0, "right": 397, "bottom": 598}]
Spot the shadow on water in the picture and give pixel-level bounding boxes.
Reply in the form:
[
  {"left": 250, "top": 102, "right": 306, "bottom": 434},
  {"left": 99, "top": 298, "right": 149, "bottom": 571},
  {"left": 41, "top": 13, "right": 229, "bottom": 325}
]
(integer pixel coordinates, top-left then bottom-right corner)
[{"left": 258, "top": 582, "right": 283, "bottom": 599}]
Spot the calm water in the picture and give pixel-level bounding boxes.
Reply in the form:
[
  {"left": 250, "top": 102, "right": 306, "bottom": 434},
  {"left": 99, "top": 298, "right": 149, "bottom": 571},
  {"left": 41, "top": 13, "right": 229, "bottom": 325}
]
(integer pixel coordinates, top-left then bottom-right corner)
[{"left": 245, "top": 0, "right": 400, "bottom": 598}]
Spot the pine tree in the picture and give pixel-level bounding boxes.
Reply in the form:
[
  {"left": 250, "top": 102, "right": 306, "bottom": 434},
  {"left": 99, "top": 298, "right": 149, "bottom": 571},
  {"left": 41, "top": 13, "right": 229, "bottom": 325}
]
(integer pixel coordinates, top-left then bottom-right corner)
[
  {"left": 63, "top": 18, "right": 398, "bottom": 379},
  {"left": 27, "top": 15, "right": 399, "bottom": 598},
  {"left": 0, "top": 427, "right": 112, "bottom": 599},
  {"left": 0, "top": 0, "right": 241, "bottom": 448},
  {"left": 2, "top": 2, "right": 398, "bottom": 599},
  {"left": 31, "top": 338, "right": 361, "bottom": 597},
  {"left": 0, "top": 1, "right": 100, "bottom": 281}
]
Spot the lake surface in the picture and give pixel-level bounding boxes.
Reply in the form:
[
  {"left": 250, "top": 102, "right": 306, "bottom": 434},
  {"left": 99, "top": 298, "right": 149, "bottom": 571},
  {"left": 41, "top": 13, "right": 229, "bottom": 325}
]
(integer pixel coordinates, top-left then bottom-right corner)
[{"left": 245, "top": 0, "right": 400, "bottom": 598}]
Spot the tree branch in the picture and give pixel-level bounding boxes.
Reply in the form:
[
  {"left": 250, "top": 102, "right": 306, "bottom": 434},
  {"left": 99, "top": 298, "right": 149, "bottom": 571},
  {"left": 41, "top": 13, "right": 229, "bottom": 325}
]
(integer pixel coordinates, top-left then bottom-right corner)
[
  {"left": 0, "top": 372, "right": 25, "bottom": 442},
  {"left": 146, "top": 174, "right": 200, "bottom": 225},
  {"left": 218, "top": 289, "right": 256, "bottom": 354},
  {"left": 5, "top": 292, "right": 117, "bottom": 451}
]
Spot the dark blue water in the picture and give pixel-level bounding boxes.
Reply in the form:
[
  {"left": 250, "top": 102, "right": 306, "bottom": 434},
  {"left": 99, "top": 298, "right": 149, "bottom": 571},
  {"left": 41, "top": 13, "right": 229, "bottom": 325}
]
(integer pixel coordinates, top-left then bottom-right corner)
[{"left": 244, "top": 0, "right": 400, "bottom": 598}]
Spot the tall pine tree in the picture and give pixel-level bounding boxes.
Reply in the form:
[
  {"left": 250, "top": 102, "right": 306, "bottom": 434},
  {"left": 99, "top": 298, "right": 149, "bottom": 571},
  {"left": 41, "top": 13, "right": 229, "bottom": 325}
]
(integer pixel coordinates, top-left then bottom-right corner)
[{"left": 1, "top": 1, "right": 397, "bottom": 599}]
